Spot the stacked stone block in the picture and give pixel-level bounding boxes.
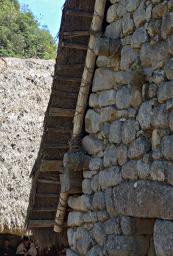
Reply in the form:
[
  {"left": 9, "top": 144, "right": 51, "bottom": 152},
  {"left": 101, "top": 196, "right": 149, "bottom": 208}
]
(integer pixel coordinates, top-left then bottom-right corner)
[{"left": 67, "top": 0, "right": 173, "bottom": 255}]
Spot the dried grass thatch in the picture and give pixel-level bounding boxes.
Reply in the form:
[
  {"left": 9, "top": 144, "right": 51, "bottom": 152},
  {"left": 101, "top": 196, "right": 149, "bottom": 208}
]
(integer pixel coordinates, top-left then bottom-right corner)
[{"left": 0, "top": 58, "right": 54, "bottom": 235}]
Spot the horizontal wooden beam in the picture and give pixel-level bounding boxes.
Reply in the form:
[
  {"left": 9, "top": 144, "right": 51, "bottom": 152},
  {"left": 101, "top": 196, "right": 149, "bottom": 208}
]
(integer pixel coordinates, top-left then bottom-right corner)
[
  {"left": 52, "top": 90, "right": 78, "bottom": 99},
  {"left": 49, "top": 107, "right": 75, "bottom": 117},
  {"left": 38, "top": 178, "right": 60, "bottom": 185},
  {"left": 29, "top": 220, "right": 54, "bottom": 228},
  {"left": 46, "top": 127, "right": 71, "bottom": 133},
  {"left": 65, "top": 9, "right": 93, "bottom": 18},
  {"left": 55, "top": 76, "right": 81, "bottom": 83},
  {"left": 63, "top": 30, "right": 90, "bottom": 38},
  {"left": 62, "top": 42, "right": 88, "bottom": 51},
  {"left": 43, "top": 143, "right": 69, "bottom": 150},
  {"left": 33, "top": 208, "right": 57, "bottom": 213},
  {"left": 40, "top": 160, "right": 63, "bottom": 172},
  {"left": 36, "top": 193, "right": 58, "bottom": 198},
  {"left": 56, "top": 64, "right": 84, "bottom": 70}
]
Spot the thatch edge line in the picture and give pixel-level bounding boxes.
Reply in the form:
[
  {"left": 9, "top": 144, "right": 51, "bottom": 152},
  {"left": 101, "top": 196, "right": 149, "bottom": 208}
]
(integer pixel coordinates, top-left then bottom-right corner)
[{"left": 54, "top": 0, "right": 107, "bottom": 233}]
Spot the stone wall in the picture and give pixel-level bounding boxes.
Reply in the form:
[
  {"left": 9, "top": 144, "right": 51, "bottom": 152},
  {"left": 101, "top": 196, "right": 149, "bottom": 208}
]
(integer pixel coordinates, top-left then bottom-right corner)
[
  {"left": 0, "top": 58, "right": 54, "bottom": 232},
  {"left": 66, "top": 1, "right": 173, "bottom": 255}
]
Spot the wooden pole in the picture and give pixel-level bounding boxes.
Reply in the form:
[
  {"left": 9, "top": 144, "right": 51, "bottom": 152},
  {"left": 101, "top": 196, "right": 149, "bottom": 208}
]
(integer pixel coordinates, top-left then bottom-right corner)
[
  {"left": 54, "top": 192, "right": 68, "bottom": 233},
  {"left": 54, "top": 0, "right": 107, "bottom": 233},
  {"left": 72, "top": 0, "right": 107, "bottom": 138}
]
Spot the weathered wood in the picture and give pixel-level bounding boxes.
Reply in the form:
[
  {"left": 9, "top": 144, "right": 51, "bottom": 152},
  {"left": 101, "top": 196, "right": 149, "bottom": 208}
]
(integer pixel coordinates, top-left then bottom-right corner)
[
  {"left": 56, "top": 64, "right": 84, "bottom": 70},
  {"left": 38, "top": 178, "right": 60, "bottom": 185},
  {"left": 46, "top": 128, "right": 71, "bottom": 134},
  {"left": 40, "top": 160, "right": 63, "bottom": 172},
  {"left": 54, "top": 192, "right": 68, "bottom": 233},
  {"left": 65, "top": 9, "right": 93, "bottom": 18},
  {"left": 29, "top": 220, "right": 54, "bottom": 228},
  {"left": 62, "top": 42, "right": 88, "bottom": 51},
  {"left": 49, "top": 107, "right": 75, "bottom": 117},
  {"left": 73, "top": 0, "right": 107, "bottom": 138},
  {"left": 36, "top": 193, "right": 58, "bottom": 198},
  {"left": 55, "top": 76, "right": 81, "bottom": 83},
  {"left": 33, "top": 208, "right": 57, "bottom": 212},
  {"left": 43, "top": 143, "right": 69, "bottom": 150},
  {"left": 54, "top": 0, "right": 107, "bottom": 234},
  {"left": 63, "top": 31, "right": 90, "bottom": 38},
  {"left": 52, "top": 90, "right": 78, "bottom": 99},
  {"left": 60, "top": 168, "right": 82, "bottom": 194}
]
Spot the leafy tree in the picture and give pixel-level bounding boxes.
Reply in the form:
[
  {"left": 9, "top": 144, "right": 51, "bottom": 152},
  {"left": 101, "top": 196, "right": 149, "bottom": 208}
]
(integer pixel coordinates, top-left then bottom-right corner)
[{"left": 0, "top": 0, "right": 57, "bottom": 59}]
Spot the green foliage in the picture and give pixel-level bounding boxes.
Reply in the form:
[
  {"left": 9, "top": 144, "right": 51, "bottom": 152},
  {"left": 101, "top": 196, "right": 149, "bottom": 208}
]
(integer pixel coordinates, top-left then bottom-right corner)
[{"left": 0, "top": 0, "right": 57, "bottom": 59}]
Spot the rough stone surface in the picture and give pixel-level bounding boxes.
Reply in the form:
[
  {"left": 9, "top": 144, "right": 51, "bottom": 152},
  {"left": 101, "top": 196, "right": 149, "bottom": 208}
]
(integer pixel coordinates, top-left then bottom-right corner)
[
  {"left": 87, "top": 245, "right": 103, "bottom": 256},
  {"left": 137, "top": 160, "right": 150, "bottom": 179},
  {"left": 105, "top": 20, "right": 122, "bottom": 39},
  {"left": 140, "top": 42, "right": 169, "bottom": 69},
  {"left": 92, "top": 192, "right": 105, "bottom": 211},
  {"left": 106, "top": 235, "right": 149, "bottom": 256},
  {"left": 161, "top": 12, "right": 173, "bottom": 39},
  {"left": 164, "top": 59, "right": 173, "bottom": 80},
  {"left": 68, "top": 2, "right": 173, "bottom": 255},
  {"left": 113, "top": 181, "right": 173, "bottom": 219},
  {"left": 158, "top": 81, "right": 173, "bottom": 103},
  {"left": 116, "top": 144, "right": 128, "bottom": 166},
  {"left": 150, "top": 161, "right": 166, "bottom": 182},
  {"left": 161, "top": 135, "right": 173, "bottom": 160},
  {"left": 104, "top": 217, "right": 121, "bottom": 235},
  {"left": 92, "top": 222, "right": 106, "bottom": 246},
  {"left": 167, "top": 163, "right": 173, "bottom": 185},
  {"left": 169, "top": 110, "right": 173, "bottom": 131},
  {"left": 68, "top": 212, "right": 84, "bottom": 227},
  {"left": 122, "top": 120, "right": 139, "bottom": 144},
  {"left": 152, "top": 105, "right": 169, "bottom": 129},
  {"left": 133, "top": 1, "right": 147, "bottom": 27},
  {"left": 98, "top": 90, "right": 116, "bottom": 107},
  {"left": 107, "top": 4, "right": 118, "bottom": 23},
  {"left": 68, "top": 195, "right": 92, "bottom": 212},
  {"left": 122, "top": 160, "right": 138, "bottom": 180},
  {"left": 105, "top": 188, "right": 117, "bottom": 216},
  {"left": 76, "top": 228, "right": 94, "bottom": 255},
  {"left": 152, "top": 2, "right": 168, "bottom": 19},
  {"left": 82, "top": 136, "right": 103, "bottom": 155},
  {"left": 122, "top": 13, "right": 135, "bottom": 36},
  {"left": 92, "top": 69, "right": 115, "bottom": 92},
  {"left": 99, "top": 167, "right": 122, "bottom": 189},
  {"left": 120, "top": 46, "right": 138, "bottom": 70},
  {"left": 137, "top": 101, "right": 153, "bottom": 129},
  {"left": 0, "top": 58, "right": 54, "bottom": 232},
  {"left": 100, "top": 106, "right": 118, "bottom": 123},
  {"left": 103, "top": 145, "right": 118, "bottom": 167},
  {"left": 116, "top": 86, "right": 131, "bottom": 109},
  {"left": 85, "top": 110, "right": 100, "bottom": 134},
  {"left": 89, "top": 93, "right": 99, "bottom": 108},
  {"left": 128, "top": 137, "right": 150, "bottom": 159},
  {"left": 154, "top": 220, "right": 173, "bottom": 256},
  {"left": 131, "top": 27, "right": 148, "bottom": 48},
  {"left": 126, "top": 0, "right": 140, "bottom": 12},
  {"left": 109, "top": 121, "right": 122, "bottom": 144}
]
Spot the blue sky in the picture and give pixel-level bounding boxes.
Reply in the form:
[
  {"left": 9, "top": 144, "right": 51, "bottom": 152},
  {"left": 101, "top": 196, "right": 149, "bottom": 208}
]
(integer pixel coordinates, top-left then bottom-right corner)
[{"left": 18, "top": 0, "right": 65, "bottom": 38}]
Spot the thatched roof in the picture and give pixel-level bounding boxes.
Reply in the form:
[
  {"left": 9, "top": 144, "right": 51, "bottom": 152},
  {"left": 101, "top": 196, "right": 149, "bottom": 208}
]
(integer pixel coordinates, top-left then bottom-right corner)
[{"left": 0, "top": 58, "right": 54, "bottom": 234}]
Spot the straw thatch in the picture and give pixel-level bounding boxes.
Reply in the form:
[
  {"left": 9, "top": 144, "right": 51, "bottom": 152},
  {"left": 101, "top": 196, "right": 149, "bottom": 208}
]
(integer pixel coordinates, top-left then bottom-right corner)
[
  {"left": 0, "top": 57, "right": 54, "bottom": 235},
  {"left": 26, "top": 0, "right": 96, "bottom": 248}
]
